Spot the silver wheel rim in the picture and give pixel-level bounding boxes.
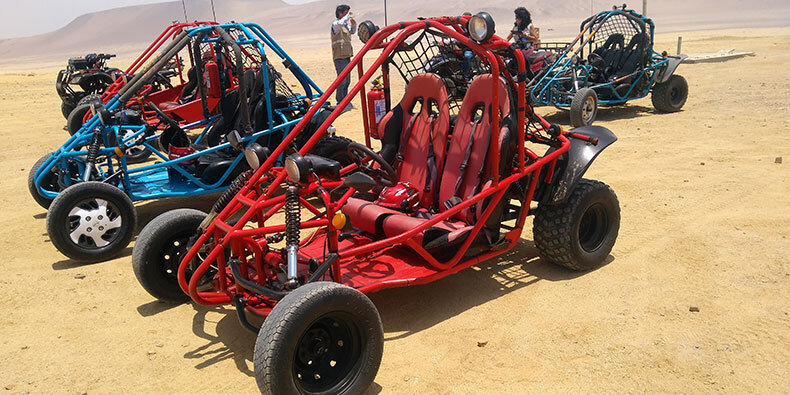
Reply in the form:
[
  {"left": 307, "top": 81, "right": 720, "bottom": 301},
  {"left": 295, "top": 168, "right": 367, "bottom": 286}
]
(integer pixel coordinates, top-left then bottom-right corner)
[
  {"left": 582, "top": 96, "right": 595, "bottom": 123},
  {"left": 121, "top": 130, "right": 146, "bottom": 157},
  {"left": 67, "top": 198, "right": 123, "bottom": 248}
]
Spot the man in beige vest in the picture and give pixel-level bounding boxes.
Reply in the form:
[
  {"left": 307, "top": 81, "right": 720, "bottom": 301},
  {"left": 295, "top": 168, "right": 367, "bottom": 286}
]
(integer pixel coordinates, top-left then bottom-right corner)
[{"left": 331, "top": 4, "right": 356, "bottom": 112}]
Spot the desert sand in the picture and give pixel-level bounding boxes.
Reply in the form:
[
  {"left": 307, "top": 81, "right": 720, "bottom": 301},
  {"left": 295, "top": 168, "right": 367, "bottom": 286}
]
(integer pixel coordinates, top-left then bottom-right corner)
[{"left": 0, "top": 26, "right": 789, "bottom": 393}]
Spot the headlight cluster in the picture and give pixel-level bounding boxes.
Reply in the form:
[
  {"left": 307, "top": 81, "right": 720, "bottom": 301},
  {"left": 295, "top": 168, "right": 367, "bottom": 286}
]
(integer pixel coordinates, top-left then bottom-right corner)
[
  {"left": 284, "top": 153, "right": 311, "bottom": 183},
  {"left": 243, "top": 143, "right": 270, "bottom": 170},
  {"left": 468, "top": 12, "right": 495, "bottom": 43}
]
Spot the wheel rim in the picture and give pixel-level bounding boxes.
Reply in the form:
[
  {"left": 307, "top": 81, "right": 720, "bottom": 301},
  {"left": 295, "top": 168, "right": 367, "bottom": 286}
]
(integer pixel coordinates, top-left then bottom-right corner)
[
  {"left": 66, "top": 198, "right": 123, "bottom": 249},
  {"left": 293, "top": 313, "right": 362, "bottom": 394},
  {"left": 159, "top": 233, "right": 193, "bottom": 283},
  {"left": 582, "top": 96, "right": 595, "bottom": 123},
  {"left": 578, "top": 202, "right": 610, "bottom": 253},
  {"left": 120, "top": 130, "right": 147, "bottom": 158}
]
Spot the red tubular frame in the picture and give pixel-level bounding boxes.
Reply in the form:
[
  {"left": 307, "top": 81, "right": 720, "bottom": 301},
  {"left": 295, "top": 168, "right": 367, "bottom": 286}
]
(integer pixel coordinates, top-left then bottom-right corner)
[
  {"left": 177, "top": 17, "right": 573, "bottom": 306},
  {"left": 100, "top": 22, "right": 216, "bottom": 100}
]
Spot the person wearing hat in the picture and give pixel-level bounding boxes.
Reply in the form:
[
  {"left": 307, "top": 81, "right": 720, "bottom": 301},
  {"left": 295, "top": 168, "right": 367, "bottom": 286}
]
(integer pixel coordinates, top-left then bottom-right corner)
[
  {"left": 331, "top": 4, "right": 357, "bottom": 112},
  {"left": 507, "top": 7, "right": 540, "bottom": 49}
]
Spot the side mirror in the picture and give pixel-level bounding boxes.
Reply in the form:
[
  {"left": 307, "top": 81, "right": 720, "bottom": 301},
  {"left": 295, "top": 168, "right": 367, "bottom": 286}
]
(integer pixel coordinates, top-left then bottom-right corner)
[{"left": 340, "top": 172, "right": 377, "bottom": 193}]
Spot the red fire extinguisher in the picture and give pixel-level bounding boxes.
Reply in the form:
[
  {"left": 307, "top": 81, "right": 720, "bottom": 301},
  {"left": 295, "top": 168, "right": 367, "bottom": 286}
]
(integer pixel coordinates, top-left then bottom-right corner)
[{"left": 367, "top": 77, "right": 386, "bottom": 139}]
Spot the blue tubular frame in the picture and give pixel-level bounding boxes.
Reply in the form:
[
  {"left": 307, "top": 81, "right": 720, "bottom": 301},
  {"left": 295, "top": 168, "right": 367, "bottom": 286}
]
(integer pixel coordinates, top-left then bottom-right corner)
[
  {"left": 530, "top": 8, "right": 667, "bottom": 107},
  {"left": 34, "top": 22, "right": 322, "bottom": 203}
]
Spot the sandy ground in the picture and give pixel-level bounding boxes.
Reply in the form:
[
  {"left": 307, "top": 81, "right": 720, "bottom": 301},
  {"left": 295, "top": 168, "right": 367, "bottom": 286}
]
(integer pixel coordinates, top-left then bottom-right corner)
[{"left": 0, "top": 27, "right": 789, "bottom": 393}]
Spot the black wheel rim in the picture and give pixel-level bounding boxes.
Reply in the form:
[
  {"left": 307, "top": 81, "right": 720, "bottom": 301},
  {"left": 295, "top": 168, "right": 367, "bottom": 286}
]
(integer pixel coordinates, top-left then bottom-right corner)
[
  {"left": 578, "top": 202, "right": 610, "bottom": 253},
  {"left": 65, "top": 197, "right": 124, "bottom": 250},
  {"left": 293, "top": 312, "right": 363, "bottom": 394},
  {"left": 159, "top": 232, "right": 194, "bottom": 284}
]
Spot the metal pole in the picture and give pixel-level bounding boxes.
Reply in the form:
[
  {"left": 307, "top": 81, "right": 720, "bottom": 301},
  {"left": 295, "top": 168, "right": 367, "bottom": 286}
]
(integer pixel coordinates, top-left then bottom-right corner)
[
  {"left": 181, "top": 0, "right": 189, "bottom": 22},
  {"left": 211, "top": 0, "right": 217, "bottom": 21},
  {"left": 642, "top": 0, "right": 647, "bottom": 15},
  {"left": 384, "top": 0, "right": 388, "bottom": 26},
  {"left": 677, "top": 36, "right": 682, "bottom": 55}
]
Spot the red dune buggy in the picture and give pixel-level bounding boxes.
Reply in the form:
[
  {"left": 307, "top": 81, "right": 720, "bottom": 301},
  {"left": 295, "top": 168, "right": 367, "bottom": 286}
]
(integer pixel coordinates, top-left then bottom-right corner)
[
  {"left": 133, "top": 13, "right": 621, "bottom": 394},
  {"left": 64, "top": 21, "right": 219, "bottom": 135}
]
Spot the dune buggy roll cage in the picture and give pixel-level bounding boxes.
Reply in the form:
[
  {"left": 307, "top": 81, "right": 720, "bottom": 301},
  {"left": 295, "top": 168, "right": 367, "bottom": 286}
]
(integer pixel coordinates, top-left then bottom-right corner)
[
  {"left": 35, "top": 22, "right": 322, "bottom": 201},
  {"left": 531, "top": 7, "right": 668, "bottom": 106},
  {"left": 175, "top": 16, "right": 590, "bottom": 310}
]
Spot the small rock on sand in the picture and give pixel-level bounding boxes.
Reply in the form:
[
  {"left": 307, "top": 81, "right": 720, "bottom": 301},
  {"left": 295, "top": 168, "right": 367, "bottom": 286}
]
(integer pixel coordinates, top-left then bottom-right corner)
[
  {"left": 776, "top": 157, "right": 782, "bottom": 164},
  {"left": 689, "top": 306, "right": 700, "bottom": 312}
]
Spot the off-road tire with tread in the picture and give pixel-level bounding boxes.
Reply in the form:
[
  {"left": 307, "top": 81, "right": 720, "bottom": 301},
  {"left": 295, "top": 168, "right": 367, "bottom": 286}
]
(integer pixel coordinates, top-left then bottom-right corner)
[
  {"left": 133, "top": 209, "right": 207, "bottom": 303},
  {"left": 61, "top": 102, "right": 75, "bottom": 119},
  {"left": 651, "top": 74, "right": 688, "bottom": 113},
  {"left": 254, "top": 282, "right": 383, "bottom": 395},
  {"left": 533, "top": 178, "right": 620, "bottom": 271},
  {"left": 310, "top": 135, "right": 354, "bottom": 166},
  {"left": 66, "top": 94, "right": 103, "bottom": 135}
]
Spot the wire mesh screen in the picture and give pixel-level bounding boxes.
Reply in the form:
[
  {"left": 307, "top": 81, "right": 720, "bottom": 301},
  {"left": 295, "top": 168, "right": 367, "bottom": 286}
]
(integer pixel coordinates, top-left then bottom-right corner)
[
  {"left": 583, "top": 12, "right": 652, "bottom": 55},
  {"left": 387, "top": 29, "right": 489, "bottom": 113}
]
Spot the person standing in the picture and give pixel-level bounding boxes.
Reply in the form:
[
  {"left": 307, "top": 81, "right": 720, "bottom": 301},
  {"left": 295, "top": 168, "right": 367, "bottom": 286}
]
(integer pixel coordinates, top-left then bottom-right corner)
[{"left": 331, "top": 4, "right": 356, "bottom": 112}]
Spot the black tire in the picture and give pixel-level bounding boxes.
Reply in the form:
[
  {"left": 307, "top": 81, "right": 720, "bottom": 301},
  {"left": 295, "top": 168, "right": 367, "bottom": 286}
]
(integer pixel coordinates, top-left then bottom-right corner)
[
  {"left": 569, "top": 88, "right": 598, "bottom": 127},
  {"left": 310, "top": 136, "right": 354, "bottom": 166},
  {"left": 123, "top": 144, "right": 153, "bottom": 164},
  {"left": 651, "top": 74, "right": 688, "bottom": 113},
  {"left": 67, "top": 103, "right": 92, "bottom": 136},
  {"left": 133, "top": 209, "right": 206, "bottom": 303},
  {"left": 254, "top": 282, "right": 383, "bottom": 395},
  {"left": 28, "top": 154, "right": 60, "bottom": 209},
  {"left": 61, "top": 102, "right": 75, "bottom": 119},
  {"left": 78, "top": 73, "right": 114, "bottom": 94},
  {"left": 77, "top": 93, "right": 102, "bottom": 107},
  {"left": 47, "top": 181, "right": 136, "bottom": 262},
  {"left": 533, "top": 179, "right": 620, "bottom": 271}
]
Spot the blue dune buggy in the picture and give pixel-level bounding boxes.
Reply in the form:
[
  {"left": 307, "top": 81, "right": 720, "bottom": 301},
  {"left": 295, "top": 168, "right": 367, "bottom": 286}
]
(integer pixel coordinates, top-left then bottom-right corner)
[
  {"left": 531, "top": 5, "right": 688, "bottom": 127},
  {"left": 30, "top": 23, "right": 352, "bottom": 262}
]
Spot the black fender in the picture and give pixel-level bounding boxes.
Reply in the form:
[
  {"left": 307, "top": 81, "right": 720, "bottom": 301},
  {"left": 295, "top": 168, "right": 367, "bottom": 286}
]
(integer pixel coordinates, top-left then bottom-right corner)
[
  {"left": 542, "top": 125, "right": 617, "bottom": 204},
  {"left": 655, "top": 54, "right": 687, "bottom": 84}
]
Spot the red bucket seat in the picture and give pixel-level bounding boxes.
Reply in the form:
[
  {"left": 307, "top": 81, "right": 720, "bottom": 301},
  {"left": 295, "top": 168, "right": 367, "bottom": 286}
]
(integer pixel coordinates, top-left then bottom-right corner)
[{"left": 343, "top": 74, "right": 515, "bottom": 255}]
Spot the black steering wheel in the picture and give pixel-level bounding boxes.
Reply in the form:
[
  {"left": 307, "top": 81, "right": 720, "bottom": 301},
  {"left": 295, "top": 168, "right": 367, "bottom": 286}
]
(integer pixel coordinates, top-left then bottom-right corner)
[
  {"left": 347, "top": 142, "right": 397, "bottom": 187},
  {"left": 147, "top": 102, "right": 181, "bottom": 130}
]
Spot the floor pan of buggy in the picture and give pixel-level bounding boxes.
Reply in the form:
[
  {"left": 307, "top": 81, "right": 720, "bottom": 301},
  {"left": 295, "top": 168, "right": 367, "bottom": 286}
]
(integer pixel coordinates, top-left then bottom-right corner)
[
  {"left": 127, "top": 170, "right": 209, "bottom": 199},
  {"left": 298, "top": 233, "right": 451, "bottom": 291}
]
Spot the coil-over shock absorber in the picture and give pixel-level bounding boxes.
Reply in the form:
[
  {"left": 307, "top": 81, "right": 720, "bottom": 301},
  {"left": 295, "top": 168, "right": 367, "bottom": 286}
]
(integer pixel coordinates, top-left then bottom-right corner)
[
  {"left": 284, "top": 184, "right": 301, "bottom": 286},
  {"left": 197, "top": 170, "right": 253, "bottom": 230},
  {"left": 82, "top": 128, "right": 103, "bottom": 181}
]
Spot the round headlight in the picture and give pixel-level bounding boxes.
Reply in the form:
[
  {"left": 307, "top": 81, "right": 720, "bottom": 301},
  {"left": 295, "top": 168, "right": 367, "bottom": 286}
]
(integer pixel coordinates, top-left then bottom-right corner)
[
  {"left": 285, "top": 153, "right": 311, "bottom": 183},
  {"left": 358, "top": 20, "right": 379, "bottom": 43},
  {"left": 244, "top": 143, "right": 270, "bottom": 170},
  {"left": 468, "top": 12, "right": 495, "bottom": 43}
]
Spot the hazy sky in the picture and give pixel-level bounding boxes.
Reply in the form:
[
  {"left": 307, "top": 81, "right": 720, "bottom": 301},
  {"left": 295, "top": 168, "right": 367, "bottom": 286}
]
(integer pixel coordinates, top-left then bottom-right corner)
[{"left": 0, "top": 0, "right": 314, "bottom": 39}]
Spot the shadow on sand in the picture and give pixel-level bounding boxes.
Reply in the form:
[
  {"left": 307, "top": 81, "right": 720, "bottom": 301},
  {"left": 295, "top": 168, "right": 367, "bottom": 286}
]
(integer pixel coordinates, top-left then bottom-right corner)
[
  {"left": 45, "top": 194, "right": 219, "bottom": 268},
  {"left": 542, "top": 103, "right": 655, "bottom": 125},
  {"left": 156, "top": 238, "right": 612, "bottom": 385}
]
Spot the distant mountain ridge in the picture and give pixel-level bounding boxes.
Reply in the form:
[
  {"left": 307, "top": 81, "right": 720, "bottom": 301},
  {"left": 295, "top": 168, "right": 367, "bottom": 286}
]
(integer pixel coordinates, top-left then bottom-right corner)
[{"left": 1, "top": 0, "right": 788, "bottom": 65}]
